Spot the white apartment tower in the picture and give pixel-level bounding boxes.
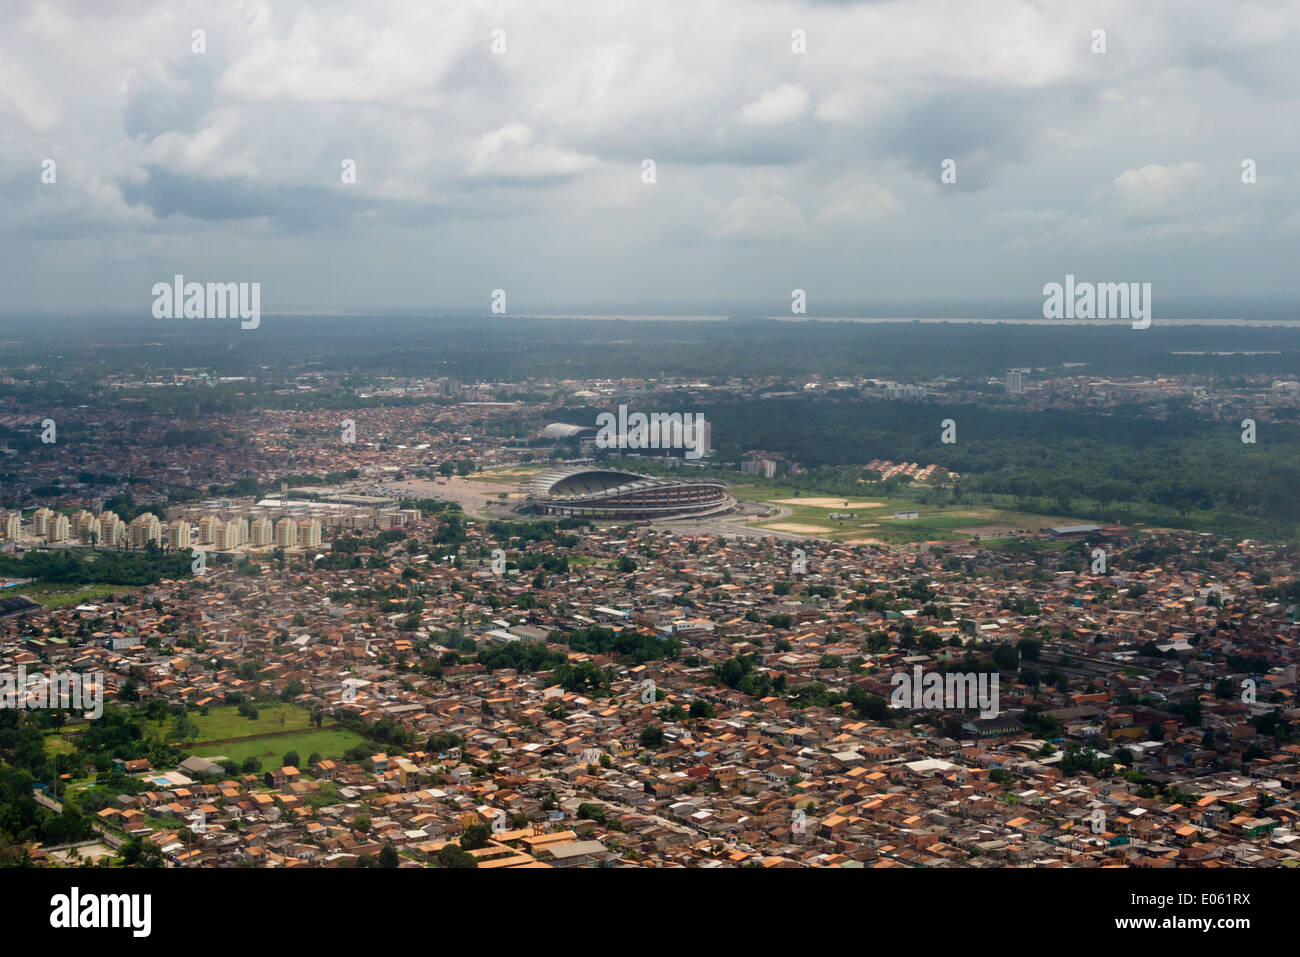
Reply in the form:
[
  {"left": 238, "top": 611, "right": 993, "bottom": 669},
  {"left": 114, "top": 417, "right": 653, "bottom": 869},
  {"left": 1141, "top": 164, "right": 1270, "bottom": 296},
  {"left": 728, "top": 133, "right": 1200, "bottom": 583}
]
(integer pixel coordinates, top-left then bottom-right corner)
[{"left": 274, "top": 517, "right": 298, "bottom": 548}]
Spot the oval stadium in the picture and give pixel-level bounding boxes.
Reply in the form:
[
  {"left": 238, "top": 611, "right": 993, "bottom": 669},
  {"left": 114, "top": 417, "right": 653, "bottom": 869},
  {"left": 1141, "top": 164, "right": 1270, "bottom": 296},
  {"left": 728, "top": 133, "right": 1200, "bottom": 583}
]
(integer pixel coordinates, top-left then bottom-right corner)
[{"left": 523, "top": 467, "right": 732, "bottom": 520}]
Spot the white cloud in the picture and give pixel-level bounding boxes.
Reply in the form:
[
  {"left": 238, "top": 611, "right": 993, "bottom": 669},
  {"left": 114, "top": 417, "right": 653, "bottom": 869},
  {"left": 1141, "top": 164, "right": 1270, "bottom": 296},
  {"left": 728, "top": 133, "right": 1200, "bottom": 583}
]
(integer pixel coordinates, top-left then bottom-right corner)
[
  {"left": 714, "top": 193, "right": 806, "bottom": 243},
  {"left": 466, "top": 122, "right": 598, "bottom": 179},
  {"left": 816, "top": 179, "right": 902, "bottom": 226},
  {"left": 3, "top": 0, "right": 1300, "bottom": 310},
  {"left": 1112, "top": 162, "right": 1210, "bottom": 221},
  {"left": 740, "top": 84, "right": 811, "bottom": 125}
]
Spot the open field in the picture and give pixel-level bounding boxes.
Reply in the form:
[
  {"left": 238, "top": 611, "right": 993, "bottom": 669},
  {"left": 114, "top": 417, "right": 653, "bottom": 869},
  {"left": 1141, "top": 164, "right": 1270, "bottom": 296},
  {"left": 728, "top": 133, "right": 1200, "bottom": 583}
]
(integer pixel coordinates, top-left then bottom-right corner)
[
  {"left": 47, "top": 844, "right": 114, "bottom": 864},
  {"left": 770, "top": 497, "right": 884, "bottom": 508},
  {"left": 190, "top": 728, "right": 366, "bottom": 766},
  {"left": 44, "top": 704, "right": 367, "bottom": 768},
  {"left": 466, "top": 466, "right": 545, "bottom": 485},
  {"left": 143, "top": 702, "right": 315, "bottom": 741},
  {"left": 21, "top": 582, "right": 125, "bottom": 608},
  {"left": 389, "top": 476, "right": 502, "bottom": 513},
  {"left": 43, "top": 730, "right": 76, "bottom": 755},
  {"left": 728, "top": 481, "right": 1087, "bottom": 544},
  {"left": 137, "top": 704, "right": 367, "bottom": 766}
]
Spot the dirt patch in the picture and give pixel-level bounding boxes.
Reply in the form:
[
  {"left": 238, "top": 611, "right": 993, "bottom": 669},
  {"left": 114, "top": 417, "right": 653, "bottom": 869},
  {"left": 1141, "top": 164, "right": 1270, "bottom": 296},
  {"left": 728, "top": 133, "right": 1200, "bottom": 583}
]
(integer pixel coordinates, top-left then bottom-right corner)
[
  {"left": 771, "top": 498, "right": 884, "bottom": 508},
  {"left": 762, "top": 523, "right": 826, "bottom": 534},
  {"left": 844, "top": 538, "right": 885, "bottom": 544},
  {"left": 48, "top": 844, "right": 114, "bottom": 863}
]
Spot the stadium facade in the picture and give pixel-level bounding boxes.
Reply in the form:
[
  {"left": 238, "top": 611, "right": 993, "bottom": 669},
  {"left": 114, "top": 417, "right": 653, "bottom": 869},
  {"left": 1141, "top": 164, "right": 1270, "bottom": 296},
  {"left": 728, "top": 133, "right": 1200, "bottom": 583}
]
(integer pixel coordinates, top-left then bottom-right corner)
[{"left": 523, "top": 467, "right": 731, "bottom": 520}]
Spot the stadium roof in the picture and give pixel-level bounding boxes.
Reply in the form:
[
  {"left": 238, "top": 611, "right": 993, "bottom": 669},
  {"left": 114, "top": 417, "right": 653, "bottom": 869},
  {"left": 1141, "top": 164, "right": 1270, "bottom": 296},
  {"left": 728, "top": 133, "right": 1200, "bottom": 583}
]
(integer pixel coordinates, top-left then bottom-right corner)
[
  {"left": 542, "top": 423, "right": 593, "bottom": 439},
  {"left": 525, "top": 467, "right": 721, "bottom": 502}
]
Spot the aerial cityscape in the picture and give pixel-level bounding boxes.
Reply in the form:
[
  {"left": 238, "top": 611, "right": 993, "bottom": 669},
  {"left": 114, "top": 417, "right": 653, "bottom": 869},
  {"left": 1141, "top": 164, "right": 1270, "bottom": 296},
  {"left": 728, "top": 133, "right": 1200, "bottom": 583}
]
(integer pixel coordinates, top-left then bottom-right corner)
[{"left": 0, "top": 0, "right": 1293, "bottom": 936}]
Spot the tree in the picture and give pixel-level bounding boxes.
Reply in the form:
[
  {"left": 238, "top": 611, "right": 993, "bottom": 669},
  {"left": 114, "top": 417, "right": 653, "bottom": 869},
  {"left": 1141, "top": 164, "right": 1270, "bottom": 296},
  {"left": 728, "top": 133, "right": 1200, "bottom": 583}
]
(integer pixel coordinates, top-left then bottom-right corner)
[
  {"left": 120, "top": 836, "right": 164, "bottom": 868},
  {"left": 460, "top": 823, "right": 490, "bottom": 850},
  {"left": 689, "top": 699, "right": 715, "bottom": 720},
  {"left": 639, "top": 726, "right": 664, "bottom": 749},
  {"left": 435, "top": 844, "right": 478, "bottom": 868},
  {"left": 378, "top": 843, "right": 400, "bottom": 868},
  {"left": 283, "top": 750, "right": 300, "bottom": 768},
  {"left": 168, "top": 714, "right": 199, "bottom": 743}
]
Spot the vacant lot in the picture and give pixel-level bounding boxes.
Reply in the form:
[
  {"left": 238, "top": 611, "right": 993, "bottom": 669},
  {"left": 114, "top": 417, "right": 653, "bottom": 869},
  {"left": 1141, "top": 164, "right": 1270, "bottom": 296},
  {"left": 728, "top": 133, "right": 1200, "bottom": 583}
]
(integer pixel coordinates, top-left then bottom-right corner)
[
  {"left": 139, "top": 704, "right": 368, "bottom": 766},
  {"left": 771, "top": 497, "right": 884, "bottom": 508},
  {"left": 23, "top": 582, "right": 125, "bottom": 608},
  {"left": 732, "top": 481, "right": 1085, "bottom": 544},
  {"left": 763, "top": 523, "right": 829, "bottom": 535},
  {"left": 144, "top": 703, "right": 315, "bottom": 742},
  {"left": 465, "top": 465, "right": 545, "bottom": 485},
  {"left": 191, "top": 728, "right": 366, "bottom": 766}
]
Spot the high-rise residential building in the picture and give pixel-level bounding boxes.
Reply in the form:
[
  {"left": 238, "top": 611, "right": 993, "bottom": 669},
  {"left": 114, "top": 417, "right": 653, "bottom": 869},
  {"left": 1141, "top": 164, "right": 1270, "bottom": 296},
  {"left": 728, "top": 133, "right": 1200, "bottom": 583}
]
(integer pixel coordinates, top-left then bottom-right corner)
[
  {"left": 198, "top": 515, "right": 223, "bottom": 544},
  {"left": 298, "top": 519, "right": 322, "bottom": 548},
  {"left": 93, "top": 511, "right": 124, "bottom": 546},
  {"left": 274, "top": 517, "right": 298, "bottom": 548},
  {"left": 32, "top": 507, "right": 54, "bottom": 537},
  {"left": 676, "top": 416, "right": 710, "bottom": 458},
  {"left": 48, "top": 514, "right": 70, "bottom": 543},
  {"left": 1006, "top": 369, "right": 1025, "bottom": 394},
  {"left": 249, "top": 517, "right": 274, "bottom": 547},
  {"left": 70, "top": 510, "right": 96, "bottom": 541},
  {"left": 215, "top": 518, "right": 247, "bottom": 549},
  {"left": 129, "top": 513, "right": 162, "bottom": 547},
  {"left": 3, "top": 513, "right": 21, "bottom": 542},
  {"left": 167, "top": 520, "right": 192, "bottom": 550}
]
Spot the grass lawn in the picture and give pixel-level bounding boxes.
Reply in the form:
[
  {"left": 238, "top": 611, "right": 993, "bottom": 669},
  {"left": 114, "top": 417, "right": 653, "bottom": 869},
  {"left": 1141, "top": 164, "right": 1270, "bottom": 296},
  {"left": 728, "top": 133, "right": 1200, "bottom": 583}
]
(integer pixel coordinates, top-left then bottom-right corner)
[
  {"left": 727, "top": 481, "right": 1087, "bottom": 544},
  {"left": 140, "top": 704, "right": 367, "bottom": 766},
  {"left": 191, "top": 728, "right": 367, "bottom": 766},
  {"left": 43, "top": 730, "right": 76, "bottom": 755},
  {"left": 142, "top": 702, "right": 366, "bottom": 763},
  {"left": 22, "top": 582, "right": 127, "bottom": 608},
  {"left": 144, "top": 702, "right": 315, "bottom": 741}
]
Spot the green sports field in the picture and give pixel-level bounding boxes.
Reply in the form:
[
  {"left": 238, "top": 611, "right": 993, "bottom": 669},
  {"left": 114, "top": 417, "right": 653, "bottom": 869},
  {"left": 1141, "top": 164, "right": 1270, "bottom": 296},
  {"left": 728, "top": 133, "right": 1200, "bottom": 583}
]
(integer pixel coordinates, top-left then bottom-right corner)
[{"left": 728, "top": 482, "right": 1088, "bottom": 544}]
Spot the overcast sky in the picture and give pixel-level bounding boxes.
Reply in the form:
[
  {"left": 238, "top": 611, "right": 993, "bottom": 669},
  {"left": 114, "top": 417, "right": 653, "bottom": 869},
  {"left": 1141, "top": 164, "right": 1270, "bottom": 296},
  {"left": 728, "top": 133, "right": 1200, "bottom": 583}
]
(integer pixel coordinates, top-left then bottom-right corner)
[{"left": 2, "top": 0, "right": 1299, "bottom": 317}]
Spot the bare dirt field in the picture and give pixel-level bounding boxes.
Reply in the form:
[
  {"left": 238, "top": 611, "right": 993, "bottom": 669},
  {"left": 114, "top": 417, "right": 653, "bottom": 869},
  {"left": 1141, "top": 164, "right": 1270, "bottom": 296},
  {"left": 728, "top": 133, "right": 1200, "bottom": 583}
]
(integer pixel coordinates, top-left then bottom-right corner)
[
  {"left": 771, "top": 498, "right": 884, "bottom": 508},
  {"left": 762, "top": 523, "right": 827, "bottom": 535},
  {"left": 48, "top": 843, "right": 114, "bottom": 863},
  {"left": 387, "top": 477, "right": 503, "bottom": 512}
]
